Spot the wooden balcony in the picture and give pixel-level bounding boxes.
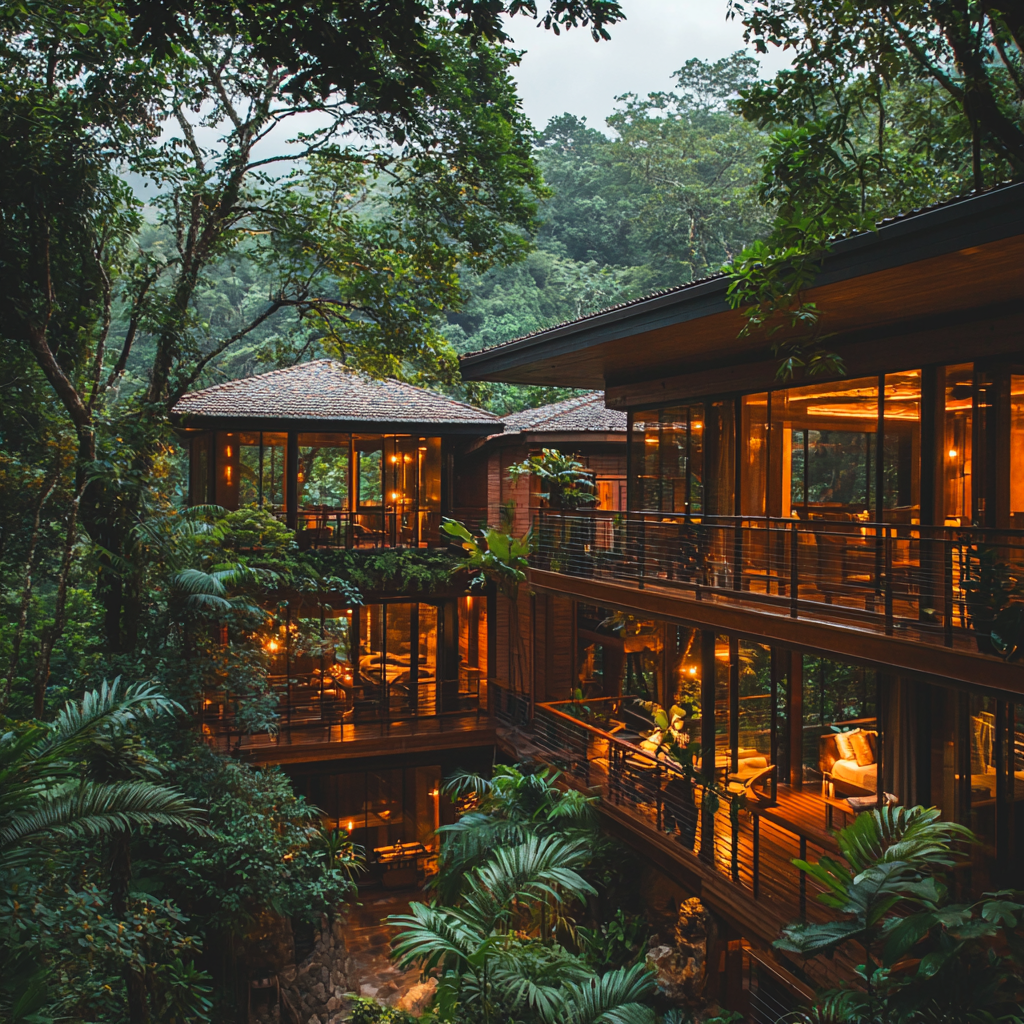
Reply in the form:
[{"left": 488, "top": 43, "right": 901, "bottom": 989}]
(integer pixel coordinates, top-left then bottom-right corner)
[
  {"left": 272, "top": 506, "right": 488, "bottom": 551},
  {"left": 202, "top": 674, "right": 495, "bottom": 765},
  {"left": 491, "top": 691, "right": 985, "bottom": 994},
  {"left": 530, "top": 510, "right": 1024, "bottom": 691}
]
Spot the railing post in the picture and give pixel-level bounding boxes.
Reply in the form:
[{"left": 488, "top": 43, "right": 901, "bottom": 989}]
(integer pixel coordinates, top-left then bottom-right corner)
[
  {"left": 752, "top": 813, "right": 760, "bottom": 898},
  {"left": 638, "top": 515, "right": 646, "bottom": 589},
  {"left": 733, "top": 518, "right": 743, "bottom": 592},
  {"left": 799, "top": 836, "right": 807, "bottom": 920},
  {"left": 944, "top": 538, "right": 954, "bottom": 646},
  {"left": 884, "top": 527, "right": 894, "bottom": 635},
  {"left": 789, "top": 522, "right": 799, "bottom": 618},
  {"left": 730, "top": 801, "right": 739, "bottom": 882}
]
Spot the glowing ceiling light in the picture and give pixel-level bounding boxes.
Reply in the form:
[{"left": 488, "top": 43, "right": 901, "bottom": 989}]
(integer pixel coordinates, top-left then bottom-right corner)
[{"left": 948, "top": 449, "right": 958, "bottom": 458}]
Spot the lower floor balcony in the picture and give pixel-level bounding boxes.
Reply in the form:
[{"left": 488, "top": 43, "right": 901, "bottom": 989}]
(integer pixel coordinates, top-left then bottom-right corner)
[{"left": 493, "top": 687, "right": 1018, "bottom": 992}]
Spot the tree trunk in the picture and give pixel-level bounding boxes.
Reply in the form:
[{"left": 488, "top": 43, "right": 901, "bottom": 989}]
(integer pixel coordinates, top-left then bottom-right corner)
[
  {"left": 32, "top": 480, "right": 85, "bottom": 717},
  {"left": 110, "top": 829, "right": 151, "bottom": 1024},
  {"left": 4, "top": 469, "right": 59, "bottom": 708}
]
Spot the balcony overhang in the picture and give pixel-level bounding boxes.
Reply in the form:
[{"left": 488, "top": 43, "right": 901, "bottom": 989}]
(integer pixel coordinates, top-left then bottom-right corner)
[{"left": 459, "top": 182, "right": 1024, "bottom": 392}]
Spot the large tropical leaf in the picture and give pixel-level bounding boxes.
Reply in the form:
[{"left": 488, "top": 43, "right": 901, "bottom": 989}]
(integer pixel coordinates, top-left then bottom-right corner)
[
  {"left": 487, "top": 942, "right": 594, "bottom": 1019},
  {"left": 1, "top": 779, "right": 208, "bottom": 866},
  {"left": 545, "top": 962, "right": 657, "bottom": 1024},
  {"left": 387, "top": 901, "right": 481, "bottom": 973},
  {"left": 837, "top": 806, "right": 971, "bottom": 875}
]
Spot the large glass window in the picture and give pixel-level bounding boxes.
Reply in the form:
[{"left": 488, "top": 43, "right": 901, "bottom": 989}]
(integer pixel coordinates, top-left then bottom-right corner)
[
  {"left": 776, "top": 377, "right": 878, "bottom": 520},
  {"left": 237, "top": 431, "right": 287, "bottom": 510},
  {"left": 943, "top": 364, "right": 974, "bottom": 524},
  {"left": 298, "top": 433, "right": 350, "bottom": 508},
  {"left": 802, "top": 655, "right": 877, "bottom": 791},
  {"left": 1011, "top": 377, "right": 1024, "bottom": 528},
  {"left": 882, "top": 370, "right": 921, "bottom": 518},
  {"left": 632, "top": 405, "right": 704, "bottom": 514}
]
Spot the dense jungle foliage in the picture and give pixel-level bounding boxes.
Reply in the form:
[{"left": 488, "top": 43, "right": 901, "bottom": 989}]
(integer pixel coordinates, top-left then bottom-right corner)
[{"left": 2, "top": 0, "right": 1022, "bottom": 1020}]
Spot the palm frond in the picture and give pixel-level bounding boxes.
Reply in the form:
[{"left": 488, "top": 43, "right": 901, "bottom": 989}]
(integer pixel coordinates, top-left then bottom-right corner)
[
  {"left": 0, "top": 779, "right": 209, "bottom": 859},
  {"left": 386, "top": 902, "right": 479, "bottom": 972},
  {"left": 547, "top": 963, "right": 656, "bottom": 1024}
]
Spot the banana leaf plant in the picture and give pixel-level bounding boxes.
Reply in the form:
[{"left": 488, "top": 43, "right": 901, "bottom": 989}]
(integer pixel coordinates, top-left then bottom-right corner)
[{"left": 442, "top": 518, "right": 532, "bottom": 708}]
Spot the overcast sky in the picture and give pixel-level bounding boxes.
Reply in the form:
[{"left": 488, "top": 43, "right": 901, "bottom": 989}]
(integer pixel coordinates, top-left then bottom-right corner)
[{"left": 505, "top": 0, "right": 791, "bottom": 133}]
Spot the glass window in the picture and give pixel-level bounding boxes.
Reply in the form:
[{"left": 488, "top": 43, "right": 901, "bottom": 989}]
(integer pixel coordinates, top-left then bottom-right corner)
[
  {"left": 943, "top": 364, "right": 973, "bottom": 524},
  {"left": 630, "top": 405, "right": 703, "bottom": 514},
  {"left": 190, "top": 434, "right": 210, "bottom": 505},
  {"left": 356, "top": 436, "right": 384, "bottom": 506},
  {"left": 704, "top": 400, "right": 734, "bottom": 517},
  {"left": 236, "top": 432, "right": 287, "bottom": 510},
  {"left": 775, "top": 377, "right": 878, "bottom": 521},
  {"left": 741, "top": 394, "right": 769, "bottom": 517},
  {"left": 1011, "top": 377, "right": 1024, "bottom": 528},
  {"left": 298, "top": 433, "right": 350, "bottom": 509},
  {"left": 738, "top": 641, "right": 772, "bottom": 759},
  {"left": 882, "top": 370, "right": 921, "bottom": 518},
  {"left": 802, "top": 655, "right": 877, "bottom": 789}
]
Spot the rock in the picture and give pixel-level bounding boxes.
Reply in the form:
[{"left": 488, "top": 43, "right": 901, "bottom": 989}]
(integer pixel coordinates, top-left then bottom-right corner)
[
  {"left": 306, "top": 1016, "right": 321, "bottom": 1024},
  {"left": 332, "top": 986, "right": 345, "bottom": 1000},
  {"left": 396, "top": 977, "right": 438, "bottom": 1017},
  {"left": 331, "top": 919, "right": 345, "bottom": 942},
  {"left": 359, "top": 984, "right": 378, "bottom": 998},
  {"left": 377, "top": 981, "right": 398, "bottom": 999},
  {"left": 645, "top": 898, "right": 709, "bottom": 1008},
  {"left": 330, "top": 969, "right": 344, "bottom": 988},
  {"left": 326, "top": 997, "right": 341, "bottom": 1012},
  {"left": 279, "top": 966, "right": 297, "bottom": 984},
  {"left": 311, "top": 982, "right": 326, "bottom": 1002},
  {"left": 314, "top": 940, "right": 326, "bottom": 954},
  {"left": 320, "top": 967, "right": 330, "bottom": 986}
]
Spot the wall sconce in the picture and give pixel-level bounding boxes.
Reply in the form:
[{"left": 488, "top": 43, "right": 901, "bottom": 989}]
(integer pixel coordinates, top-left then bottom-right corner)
[
  {"left": 948, "top": 449, "right": 958, "bottom": 459},
  {"left": 390, "top": 455, "right": 399, "bottom": 463},
  {"left": 225, "top": 465, "right": 232, "bottom": 483},
  {"left": 225, "top": 445, "right": 233, "bottom": 458}
]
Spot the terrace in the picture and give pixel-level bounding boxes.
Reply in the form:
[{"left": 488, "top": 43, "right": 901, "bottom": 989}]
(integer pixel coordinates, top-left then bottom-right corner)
[
  {"left": 496, "top": 691, "right": 982, "bottom": 992},
  {"left": 530, "top": 509, "right": 1024, "bottom": 688}
]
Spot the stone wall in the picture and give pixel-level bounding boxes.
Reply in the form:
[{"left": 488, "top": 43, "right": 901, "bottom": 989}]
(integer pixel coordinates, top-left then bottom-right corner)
[{"left": 256, "top": 915, "right": 353, "bottom": 1024}]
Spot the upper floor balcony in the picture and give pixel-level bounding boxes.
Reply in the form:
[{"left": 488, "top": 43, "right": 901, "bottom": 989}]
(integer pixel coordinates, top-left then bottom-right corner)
[
  {"left": 170, "top": 359, "right": 500, "bottom": 551},
  {"left": 530, "top": 508, "right": 1024, "bottom": 688}
]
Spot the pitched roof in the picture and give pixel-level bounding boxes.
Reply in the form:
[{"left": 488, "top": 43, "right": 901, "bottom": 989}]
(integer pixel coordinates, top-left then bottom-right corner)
[
  {"left": 502, "top": 392, "right": 628, "bottom": 434},
  {"left": 171, "top": 359, "right": 500, "bottom": 433}
]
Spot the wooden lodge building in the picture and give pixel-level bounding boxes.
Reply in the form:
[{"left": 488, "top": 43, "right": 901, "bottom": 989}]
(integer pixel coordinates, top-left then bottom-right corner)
[
  {"left": 170, "top": 363, "right": 631, "bottom": 886},
  {"left": 460, "top": 182, "right": 1024, "bottom": 1013}
]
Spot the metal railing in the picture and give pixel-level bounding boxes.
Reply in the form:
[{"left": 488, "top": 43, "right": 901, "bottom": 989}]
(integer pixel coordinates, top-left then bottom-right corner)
[
  {"left": 524, "top": 696, "right": 835, "bottom": 936},
  {"left": 200, "top": 669, "right": 488, "bottom": 750},
  {"left": 532, "top": 509, "right": 1024, "bottom": 656},
  {"left": 269, "top": 507, "right": 489, "bottom": 550}
]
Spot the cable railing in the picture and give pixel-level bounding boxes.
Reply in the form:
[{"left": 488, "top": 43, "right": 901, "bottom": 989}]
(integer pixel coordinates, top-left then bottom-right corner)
[
  {"left": 524, "top": 696, "right": 836, "bottom": 940},
  {"left": 266, "top": 506, "right": 490, "bottom": 550},
  {"left": 200, "top": 670, "right": 487, "bottom": 751},
  {"left": 532, "top": 509, "right": 1024, "bottom": 656}
]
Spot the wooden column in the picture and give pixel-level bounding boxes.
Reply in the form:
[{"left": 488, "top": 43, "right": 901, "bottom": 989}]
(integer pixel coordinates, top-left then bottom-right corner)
[
  {"left": 789, "top": 649, "right": 803, "bottom": 788},
  {"left": 729, "top": 636, "right": 739, "bottom": 773},
  {"left": 700, "top": 629, "right": 717, "bottom": 861},
  {"left": 286, "top": 430, "right": 299, "bottom": 530}
]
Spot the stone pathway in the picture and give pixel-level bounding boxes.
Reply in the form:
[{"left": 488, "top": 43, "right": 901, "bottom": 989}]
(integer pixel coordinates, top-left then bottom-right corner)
[{"left": 344, "top": 889, "right": 437, "bottom": 1017}]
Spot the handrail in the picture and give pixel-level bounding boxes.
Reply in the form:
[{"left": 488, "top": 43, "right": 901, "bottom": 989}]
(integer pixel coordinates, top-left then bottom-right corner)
[{"left": 532, "top": 509, "right": 1024, "bottom": 659}]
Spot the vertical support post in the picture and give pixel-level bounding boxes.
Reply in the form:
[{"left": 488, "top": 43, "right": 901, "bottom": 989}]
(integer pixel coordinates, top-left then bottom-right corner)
[
  {"left": 700, "top": 628, "right": 717, "bottom": 863},
  {"left": 729, "top": 636, "right": 739, "bottom": 774},
  {"left": 995, "top": 700, "right": 1008, "bottom": 884},
  {"left": 409, "top": 602, "right": 420, "bottom": 714},
  {"left": 258, "top": 432, "right": 265, "bottom": 509},
  {"left": 753, "top": 813, "right": 760, "bottom": 898},
  {"left": 789, "top": 521, "right": 799, "bottom": 617},
  {"left": 625, "top": 411, "right": 635, "bottom": 511},
  {"left": 769, "top": 648, "right": 779, "bottom": 803},
  {"left": 884, "top": 527, "right": 894, "bottom": 635},
  {"left": 286, "top": 431, "right": 299, "bottom": 531},
  {"left": 789, "top": 650, "right": 803, "bottom": 788},
  {"left": 799, "top": 836, "right": 807, "bottom": 920}
]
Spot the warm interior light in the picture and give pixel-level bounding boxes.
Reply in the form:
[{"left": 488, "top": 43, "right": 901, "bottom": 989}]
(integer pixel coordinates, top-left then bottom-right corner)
[
  {"left": 347, "top": 820, "right": 354, "bottom": 832},
  {"left": 391, "top": 455, "right": 398, "bottom": 463},
  {"left": 948, "top": 448, "right": 958, "bottom": 458},
  {"left": 225, "top": 466, "right": 232, "bottom": 483},
  {"left": 266, "top": 639, "right": 279, "bottom": 653},
  {"left": 431, "top": 788, "right": 439, "bottom": 797},
  {"left": 418, "top": 446, "right": 427, "bottom": 452},
  {"left": 391, "top": 491, "right": 398, "bottom": 500},
  {"left": 225, "top": 445, "right": 232, "bottom": 457},
  {"left": 692, "top": 422, "right": 703, "bottom": 431}
]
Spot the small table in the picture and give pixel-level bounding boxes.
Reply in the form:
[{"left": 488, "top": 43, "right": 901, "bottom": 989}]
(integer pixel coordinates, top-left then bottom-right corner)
[{"left": 823, "top": 794, "right": 854, "bottom": 830}]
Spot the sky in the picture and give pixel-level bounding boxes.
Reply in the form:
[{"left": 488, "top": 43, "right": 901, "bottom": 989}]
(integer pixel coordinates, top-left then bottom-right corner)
[{"left": 505, "top": 0, "right": 792, "bottom": 133}]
